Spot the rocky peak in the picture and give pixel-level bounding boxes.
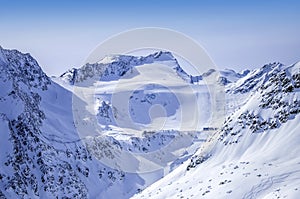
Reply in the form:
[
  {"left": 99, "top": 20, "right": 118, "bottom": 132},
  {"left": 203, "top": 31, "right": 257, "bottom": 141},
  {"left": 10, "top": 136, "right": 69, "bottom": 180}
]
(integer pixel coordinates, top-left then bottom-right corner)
[{"left": 0, "top": 46, "right": 50, "bottom": 90}]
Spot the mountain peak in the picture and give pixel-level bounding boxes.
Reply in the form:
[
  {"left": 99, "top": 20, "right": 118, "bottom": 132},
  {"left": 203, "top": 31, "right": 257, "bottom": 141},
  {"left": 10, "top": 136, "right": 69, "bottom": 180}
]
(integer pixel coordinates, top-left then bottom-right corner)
[
  {"left": 0, "top": 47, "right": 50, "bottom": 90},
  {"left": 59, "top": 51, "right": 184, "bottom": 84},
  {"left": 95, "top": 51, "right": 175, "bottom": 65}
]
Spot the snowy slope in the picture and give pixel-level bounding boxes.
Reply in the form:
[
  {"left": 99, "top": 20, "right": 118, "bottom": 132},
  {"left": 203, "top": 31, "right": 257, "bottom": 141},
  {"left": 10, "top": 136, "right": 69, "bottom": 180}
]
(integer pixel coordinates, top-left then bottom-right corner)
[
  {"left": 1, "top": 45, "right": 299, "bottom": 199},
  {"left": 133, "top": 62, "right": 300, "bottom": 199},
  {"left": 0, "top": 47, "right": 148, "bottom": 198}
]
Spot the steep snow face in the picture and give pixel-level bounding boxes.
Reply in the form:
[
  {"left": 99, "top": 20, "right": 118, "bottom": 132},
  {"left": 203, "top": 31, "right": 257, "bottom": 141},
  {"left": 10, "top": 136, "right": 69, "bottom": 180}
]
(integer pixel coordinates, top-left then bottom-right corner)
[
  {"left": 133, "top": 62, "right": 300, "bottom": 199},
  {"left": 227, "top": 62, "right": 284, "bottom": 93},
  {"left": 0, "top": 49, "right": 81, "bottom": 198}
]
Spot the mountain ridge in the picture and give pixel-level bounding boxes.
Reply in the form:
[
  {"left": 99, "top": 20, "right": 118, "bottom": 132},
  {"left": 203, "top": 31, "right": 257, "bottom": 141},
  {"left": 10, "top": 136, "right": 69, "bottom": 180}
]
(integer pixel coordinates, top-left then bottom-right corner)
[
  {"left": 133, "top": 60, "right": 300, "bottom": 199},
  {"left": 0, "top": 46, "right": 299, "bottom": 198}
]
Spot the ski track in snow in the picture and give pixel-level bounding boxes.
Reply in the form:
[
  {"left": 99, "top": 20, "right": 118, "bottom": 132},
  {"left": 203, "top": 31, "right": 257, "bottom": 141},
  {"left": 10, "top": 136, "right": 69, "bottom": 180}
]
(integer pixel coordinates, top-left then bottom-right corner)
[{"left": 243, "top": 170, "right": 300, "bottom": 199}]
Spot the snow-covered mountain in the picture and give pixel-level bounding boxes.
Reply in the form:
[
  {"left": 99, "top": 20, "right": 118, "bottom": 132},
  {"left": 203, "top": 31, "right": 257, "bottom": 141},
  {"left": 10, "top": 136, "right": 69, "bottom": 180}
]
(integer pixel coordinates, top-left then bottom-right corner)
[
  {"left": 0, "top": 47, "right": 210, "bottom": 198},
  {"left": 133, "top": 62, "right": 300, "bottom": 199},
  {"left": 58, "top": 51, "right": 192, "bottom": 84},
  {"left": 0, "top": 46, "right": 299, "bottom": 198},
  {"left": 0, "top": 46, "right": 150, "bottom": 198}
]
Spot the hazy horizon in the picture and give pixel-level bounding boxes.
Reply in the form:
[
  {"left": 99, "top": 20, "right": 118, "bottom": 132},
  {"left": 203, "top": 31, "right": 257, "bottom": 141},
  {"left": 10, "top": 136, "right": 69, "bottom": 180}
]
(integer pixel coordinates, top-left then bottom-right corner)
[{"left": 1, "top": 0, "right": 300, "bottom": 76}]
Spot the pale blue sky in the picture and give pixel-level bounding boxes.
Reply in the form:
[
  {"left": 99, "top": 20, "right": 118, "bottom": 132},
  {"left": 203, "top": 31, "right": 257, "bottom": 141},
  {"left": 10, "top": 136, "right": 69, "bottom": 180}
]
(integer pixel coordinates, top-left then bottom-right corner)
[{"left": 0, "top": 0, "right": 299, "bottom": 75}]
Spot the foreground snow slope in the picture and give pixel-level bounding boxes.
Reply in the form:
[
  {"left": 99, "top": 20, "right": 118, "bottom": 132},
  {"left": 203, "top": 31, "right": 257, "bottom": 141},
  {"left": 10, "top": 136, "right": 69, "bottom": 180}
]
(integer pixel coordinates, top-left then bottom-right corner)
[{"left": 133, "top": 62, "right": 300, "bottom": 198}]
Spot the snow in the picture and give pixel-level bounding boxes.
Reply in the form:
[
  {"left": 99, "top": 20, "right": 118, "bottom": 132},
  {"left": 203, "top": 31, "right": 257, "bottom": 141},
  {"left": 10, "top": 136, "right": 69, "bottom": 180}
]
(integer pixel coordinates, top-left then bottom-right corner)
[
  {"left": 0, "top": 47, "right": 7, "bottom": 65},
  {"left": 0, "top": 46, "right": 299, "bottom": 199},
  {"left": 133, "top": 115, "right": 300, "bottom": 199},
  {"left": 97, "top": 55, "right": 118, "bottom": 64},
  {"left": 133, "top": 61, "right": 300, "bottom": 199}
]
